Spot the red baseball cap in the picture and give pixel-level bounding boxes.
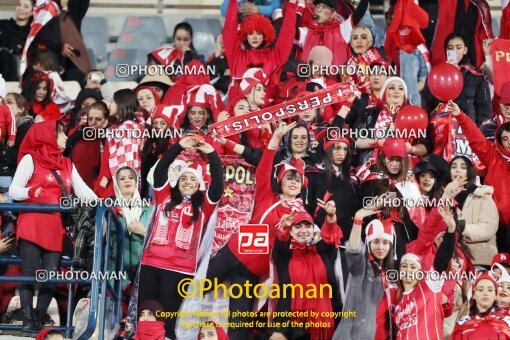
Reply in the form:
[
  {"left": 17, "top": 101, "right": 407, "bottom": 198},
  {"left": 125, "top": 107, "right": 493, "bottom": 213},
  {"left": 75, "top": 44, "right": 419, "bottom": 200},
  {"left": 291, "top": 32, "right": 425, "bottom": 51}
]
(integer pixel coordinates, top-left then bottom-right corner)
[
  {"left": 500, "top": 82, "right": 510, "bottom": 105},
  {"left": 381, "top": 138, "right": 407, "bottom": 158},
  {"left": 491, "top": 253, "right": 510, "bottom": 267}
]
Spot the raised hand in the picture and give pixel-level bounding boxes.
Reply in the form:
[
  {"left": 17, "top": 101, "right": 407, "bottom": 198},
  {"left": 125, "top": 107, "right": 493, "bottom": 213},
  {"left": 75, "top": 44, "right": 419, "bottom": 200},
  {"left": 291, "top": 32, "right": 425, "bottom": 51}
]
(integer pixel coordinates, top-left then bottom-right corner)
[
  {"left": 195, "top": 141, "right": 215, "bottom": 154},
  {"left": 438, "top": 205, "right": 456, "bottom": 233},
  {"left": 179, "top": 136, "right": 198, "bottom": 150},
  {"left": 279, "top": 211, "right": 297, "bottom": 232}
]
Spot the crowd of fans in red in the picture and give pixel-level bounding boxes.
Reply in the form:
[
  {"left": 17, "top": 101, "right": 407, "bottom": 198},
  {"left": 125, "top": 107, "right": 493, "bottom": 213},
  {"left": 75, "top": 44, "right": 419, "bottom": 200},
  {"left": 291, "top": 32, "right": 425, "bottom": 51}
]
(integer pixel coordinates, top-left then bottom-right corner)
[{"left": 1, "top": 0, "right": 510, "bottom": 339}]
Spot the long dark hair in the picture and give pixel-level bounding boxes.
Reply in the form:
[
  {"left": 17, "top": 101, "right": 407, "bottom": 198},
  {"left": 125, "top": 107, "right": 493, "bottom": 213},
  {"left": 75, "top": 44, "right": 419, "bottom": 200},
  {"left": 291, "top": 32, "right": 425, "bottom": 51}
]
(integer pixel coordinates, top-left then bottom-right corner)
[
  {"left": 368, "top": 242, "right": 395, "bottom": 276},
  {"left": 113, "top": 89, "right": 138, "bottom": 123},
  {"left": 164, "top": 185, "right": 204, "bottom": 222},
  {"left": 181, "top": 106, "right": 213, "bottom": 131},
  {"left": 285, "top": 123, "right": 311, "bottom": 155},
  {"left": 497, "top": 122, "right": 510, "bottom": 147},
  {"left": 141, "top": 133, "right": 169, "bottom": 159},
  {"left": 324, "top": 143, "right": 352, "bottom": 185},
  {"left": 376, "top": 152, "right": 410, "bottom": 182},
  {"left": 444, "top": 33, "right": 470, "bottom": 66},
  {"left": 414, "top": 170, "right": 443, "bottom": 201},
  {"left": 446, "top": 156, "right": 477, "bottom": 187},
  {"left": 22, "top": 77, "right": 51, "bottom": 106},
  {"left": 173, "top": 22, "right": 195, "bottom": 50}
]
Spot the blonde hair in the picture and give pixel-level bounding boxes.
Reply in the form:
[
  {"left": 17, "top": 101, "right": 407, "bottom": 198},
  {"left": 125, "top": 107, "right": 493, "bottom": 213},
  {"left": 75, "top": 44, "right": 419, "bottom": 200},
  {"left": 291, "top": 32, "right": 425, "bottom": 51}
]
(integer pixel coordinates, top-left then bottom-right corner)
[{"left": 350, "top": 24, "right": 374, "bottom": 50}]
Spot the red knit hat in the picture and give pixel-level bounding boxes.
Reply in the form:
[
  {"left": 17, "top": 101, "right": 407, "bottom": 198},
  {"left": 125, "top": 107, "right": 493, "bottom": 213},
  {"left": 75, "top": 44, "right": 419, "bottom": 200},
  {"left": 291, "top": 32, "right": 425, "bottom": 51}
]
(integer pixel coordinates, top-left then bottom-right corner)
[
  {"left": 473, "top": 272, "right": 498, "bottom": 295},
  {"left": 172, "top": 161, "right": 207, "bottom": 192},
  {"left": 365, "top": 218, "right": 395, "bottom": 244},
  {"left": 275, "top": 158, "right": 308, "bottom": 187},
  {"left": 238, "top": 13, "right": 276, "bottom": 46},
  {"left": 149, "top": 104, "right": 185, "bottom": 128},
  {"left": 316, "top": 129, "right": 350, "bottom": 151},
  {"left": 381, "top": 138, "right": 407, "bottom": 158},
  {"left": 240, "top": 68, "right": 267, "bottom": 95},
  {"left": 185, "top": 84, "right": 222, "bottom": 117},
  {"left": 148, "top": 46, "right": 183, "bottom": 67}
]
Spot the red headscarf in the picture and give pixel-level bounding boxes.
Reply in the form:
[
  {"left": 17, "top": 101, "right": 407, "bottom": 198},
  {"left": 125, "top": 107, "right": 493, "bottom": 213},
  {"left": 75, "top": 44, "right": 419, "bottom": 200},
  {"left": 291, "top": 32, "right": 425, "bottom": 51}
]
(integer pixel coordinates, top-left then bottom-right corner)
[
  {"left": 36, "top": 328, "right": 63, "bottom": 340},
  {"left": 136, "top": 86, "right": 161, "bottom": 106},
  {"left": 197, "top": 322, "right": 229, "bottom": 340},
  {"left": 18, "top": 120, "right": 65, "bottom": 170},
  {"left": 134, "top": 321, "right": 166, "bottom": 340}
]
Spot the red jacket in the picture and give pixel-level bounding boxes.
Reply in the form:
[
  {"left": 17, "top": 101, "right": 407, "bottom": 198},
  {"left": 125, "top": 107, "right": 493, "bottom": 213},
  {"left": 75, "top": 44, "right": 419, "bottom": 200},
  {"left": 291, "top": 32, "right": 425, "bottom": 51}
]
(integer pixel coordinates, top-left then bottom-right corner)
[
  {"left": 452, "top": 310, "right": 510, "bottom": 340},
  {"left": 431, "top": 0, "right": 493, "bottom": 68},
  {"left": 298, "top": 18, "right": 352, "bottom": 66},
  {"left": 223, "top": 0, "right": 297, "bottom": 78},
  {"left": 68, "top": 126, "right": 102, "bottom": 189},
  {"left": 502, "top": 5, "right": 510, "bottom": 39},
  {"left": 0, "top": 104, "right": 16, "bottom": 144},
  {"left": 227, "top": 147, "right": 296, "bottom": 278},
  {"left": 456, "top": 114, "right": 510, "bottom": 227}
]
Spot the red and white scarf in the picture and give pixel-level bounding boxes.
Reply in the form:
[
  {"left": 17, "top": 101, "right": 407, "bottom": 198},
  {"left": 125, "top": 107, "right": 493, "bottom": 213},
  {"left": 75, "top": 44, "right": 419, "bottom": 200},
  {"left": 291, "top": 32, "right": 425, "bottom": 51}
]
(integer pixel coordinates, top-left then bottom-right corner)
[
  {"left": 346, "top": 48, "right": 387, "bottom": 94},
  {"left": 374, "top": 104, "right": 400, "bottom": 134},
  {"left": 107, "top": 121, "right": 145, "bottom": 176},
  {"left": 20, "top": 0, "right": 60, "bottom": 77}
]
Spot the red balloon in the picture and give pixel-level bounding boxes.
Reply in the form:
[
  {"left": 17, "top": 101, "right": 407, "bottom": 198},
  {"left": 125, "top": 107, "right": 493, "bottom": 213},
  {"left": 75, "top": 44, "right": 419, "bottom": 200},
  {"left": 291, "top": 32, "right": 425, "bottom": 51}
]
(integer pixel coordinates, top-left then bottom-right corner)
[
  {"left": 395, "top": 106, "right": 428, "bottom": 137},
  {"left": 428, "top": 63, "right": 463, "bottom": 102}
]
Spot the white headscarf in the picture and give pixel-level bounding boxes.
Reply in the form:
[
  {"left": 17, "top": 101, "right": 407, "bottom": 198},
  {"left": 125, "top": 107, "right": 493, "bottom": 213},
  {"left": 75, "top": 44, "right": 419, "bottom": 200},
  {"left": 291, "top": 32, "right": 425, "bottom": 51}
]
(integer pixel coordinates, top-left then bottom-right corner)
[{"left": 113, "top": 166, "right": 143, "bottom": 228}]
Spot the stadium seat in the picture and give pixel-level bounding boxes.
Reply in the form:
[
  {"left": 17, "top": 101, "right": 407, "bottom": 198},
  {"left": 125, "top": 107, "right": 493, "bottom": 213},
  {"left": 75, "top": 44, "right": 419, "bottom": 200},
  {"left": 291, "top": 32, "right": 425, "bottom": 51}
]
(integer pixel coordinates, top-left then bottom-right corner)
[
  {"left": 493, "top": 17, "right": 500, "bottom": 38},
  {"left": 84, "top": 35, "right": 108, "bottom": 64},
  {"left": 116, "top": 32, "right": 161, "bottom": 51},
  {"left": 184, "top": 17, "right": 222, "bottom": 38},
  {"left": 193, "top": 32, "right": 216, "bottom": 60},
  {"left": 6, "top": 82, "right": 21, "bottom": 94},
  {"left": 373, "top": 17, "right": 386, "bottom": 30},
  {"left": 87, "top": 48, "right": 96, "bottom": 69},
  {"left": 120, "top": 16, "right": 167, "bottom": 45},
  {"left": 82, "top": 17, "right": 109, "bottom": 64},
  {"left": 104, "top": 48, "right": 148, "bottom": 82}
]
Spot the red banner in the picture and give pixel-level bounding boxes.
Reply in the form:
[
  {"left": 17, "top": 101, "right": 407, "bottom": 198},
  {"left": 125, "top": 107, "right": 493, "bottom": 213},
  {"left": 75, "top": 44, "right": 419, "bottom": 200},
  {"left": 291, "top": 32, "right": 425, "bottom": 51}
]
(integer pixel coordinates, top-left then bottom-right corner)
[
  {"left": 492, "top": 39, "right": 510, "bottom": 96},
  {"left": 210, "top": 82, "right": 356, "bottom": 138},
  {"left": 176, "top": 152, "right": 256, "bottom": 254}
]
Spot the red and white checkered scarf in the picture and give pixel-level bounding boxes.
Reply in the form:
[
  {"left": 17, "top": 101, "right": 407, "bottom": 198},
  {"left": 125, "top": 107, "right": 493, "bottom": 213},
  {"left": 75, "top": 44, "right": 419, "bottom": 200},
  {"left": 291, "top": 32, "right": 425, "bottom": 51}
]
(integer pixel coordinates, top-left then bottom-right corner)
[
  {"left": 107, "top": 121, "right": 145, "bottom": 176},
  {"left": 375, "top": 104, "right": 400, "bottom": 134},
  {"left": 20, "top": 0, "right": 60, "bottom": 77}
]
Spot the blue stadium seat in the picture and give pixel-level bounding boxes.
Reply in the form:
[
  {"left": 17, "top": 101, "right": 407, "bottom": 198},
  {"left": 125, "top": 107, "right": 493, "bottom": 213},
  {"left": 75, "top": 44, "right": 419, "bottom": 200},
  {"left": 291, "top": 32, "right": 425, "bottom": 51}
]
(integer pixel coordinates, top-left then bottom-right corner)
[
  {"left": 84, "top": 35, "right": 107, "bottom": 64},
  {"left": 87, "top": 48, "right": 96, "bottom": 69},
  {"left": 120, "top": 16, "right": 167, "bottom": 45},
  {"left": 493, "top": 17, "right": 500, "bottom": 38},
  {"left": 116, "top": 32, "right": 161, "bottom": 51},
  {"left": 184, "top": 17, "right": 222, "bottom": 38},
  {"left": 104, "top": 48, "right": 148, "bottom": 82},
  {"left": 193, "top": 32, "right": 216, "bottom": 59},
  {"left": 82, "top": 17, "right": 109, "bottom": 64}
]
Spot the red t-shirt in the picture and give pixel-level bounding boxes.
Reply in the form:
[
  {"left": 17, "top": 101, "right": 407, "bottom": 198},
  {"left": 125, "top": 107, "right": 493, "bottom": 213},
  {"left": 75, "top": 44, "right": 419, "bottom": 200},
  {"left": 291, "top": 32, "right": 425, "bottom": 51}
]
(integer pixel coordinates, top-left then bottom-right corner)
[
  {"left": 393, "top": 275, "right": 445, "bottom": 340},
  {"left": 141, "top": 182, "right": 218, "bottom": 275}
]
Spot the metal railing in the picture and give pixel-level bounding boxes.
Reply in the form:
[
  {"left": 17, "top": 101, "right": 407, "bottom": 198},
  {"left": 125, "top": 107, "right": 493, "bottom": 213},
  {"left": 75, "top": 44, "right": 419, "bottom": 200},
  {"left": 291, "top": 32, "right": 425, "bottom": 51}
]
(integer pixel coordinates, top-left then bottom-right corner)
[{"left": 0, "top": 203, "right": 125, "bottom": 339}]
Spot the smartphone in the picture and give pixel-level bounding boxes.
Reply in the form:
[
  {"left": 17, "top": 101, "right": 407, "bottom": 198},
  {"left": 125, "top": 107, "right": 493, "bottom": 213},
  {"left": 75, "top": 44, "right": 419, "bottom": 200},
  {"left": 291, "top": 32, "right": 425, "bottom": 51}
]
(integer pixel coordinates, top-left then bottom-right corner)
[
  {"left": 446, "top": 50, "right": 457, "bottom": 64},
  {"left": 91, "top": 72, "right": 101, "bottom": 82},
  {"left": 72, "top": 48, "right": 81, "bottom": 57}
]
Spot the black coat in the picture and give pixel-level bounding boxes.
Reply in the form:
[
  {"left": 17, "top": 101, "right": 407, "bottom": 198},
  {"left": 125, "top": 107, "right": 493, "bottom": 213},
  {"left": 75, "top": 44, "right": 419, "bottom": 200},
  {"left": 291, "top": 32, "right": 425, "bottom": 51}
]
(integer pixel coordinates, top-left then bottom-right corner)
[
  {"left": 306, "top": 168, "right": 358, "bottom": 243},
  {"left": 424, "top": 65, "right": 492, "bottom": 126}
]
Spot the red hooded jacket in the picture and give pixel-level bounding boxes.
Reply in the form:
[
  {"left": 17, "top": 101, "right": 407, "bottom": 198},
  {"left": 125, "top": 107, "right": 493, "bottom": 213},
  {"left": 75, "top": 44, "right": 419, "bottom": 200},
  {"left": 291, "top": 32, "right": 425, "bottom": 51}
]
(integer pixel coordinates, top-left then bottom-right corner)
[
  {"left": 223, "top": 0, "right": 297, "bottom": 78},
  {"left": 456, "top": 114, "right": 510, "bottom": 227}
]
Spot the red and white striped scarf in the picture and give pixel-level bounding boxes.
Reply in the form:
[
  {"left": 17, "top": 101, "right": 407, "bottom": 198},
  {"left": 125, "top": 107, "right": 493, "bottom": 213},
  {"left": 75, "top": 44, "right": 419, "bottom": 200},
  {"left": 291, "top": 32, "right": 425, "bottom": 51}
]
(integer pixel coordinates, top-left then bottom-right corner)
[
  {"left": 107, "top": 121, "right": 145, "bottom": 176},
  {"left": 20, "top": 0, "right": 60, "bottom": 77},
  {"left": 375, "top": 104, "right": 400, "bottom": 134},
  {"left": 417, "top": 44, "right": 431, "bottom": 72}
]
